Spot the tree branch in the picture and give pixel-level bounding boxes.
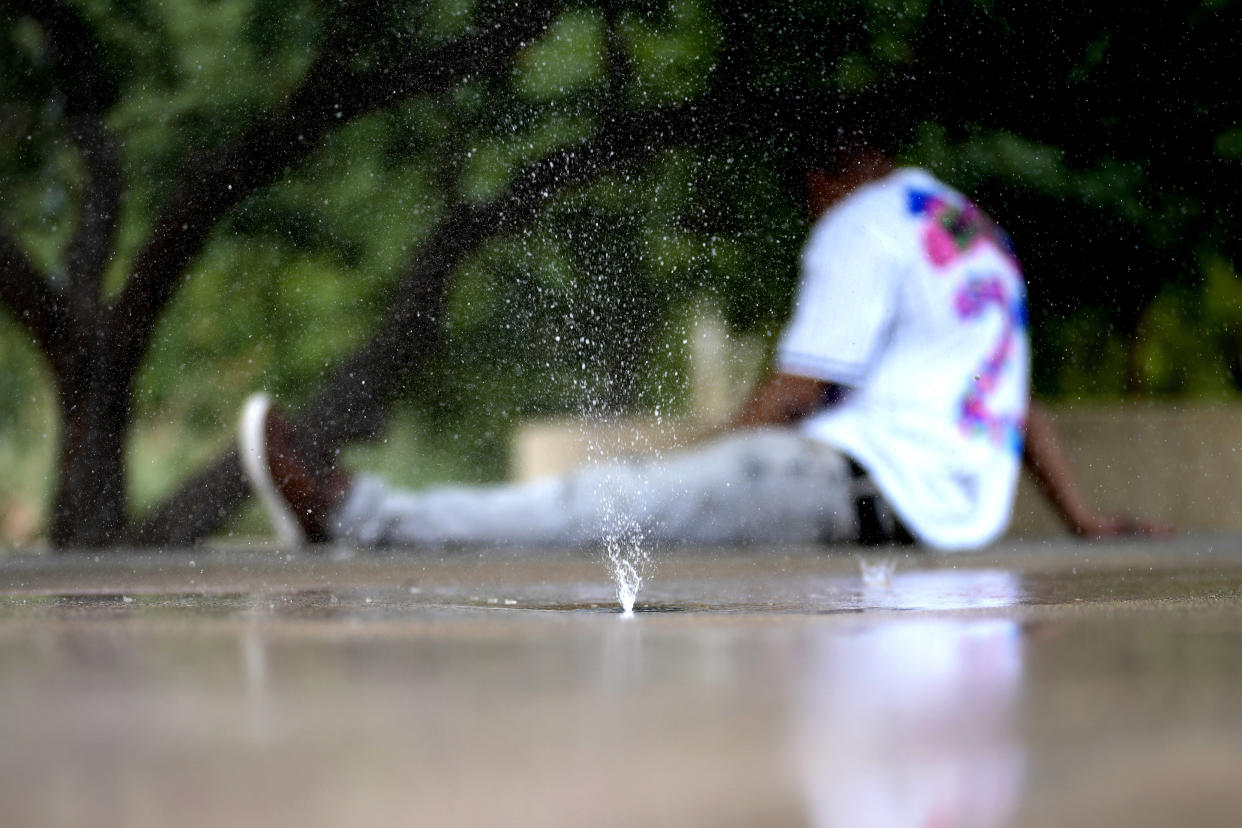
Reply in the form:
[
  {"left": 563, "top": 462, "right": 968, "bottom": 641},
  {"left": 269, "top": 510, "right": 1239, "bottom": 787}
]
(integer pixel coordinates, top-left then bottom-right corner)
[
  {"left": 125, "top": 450, "right": 250, "bottom": 546},
  {"left": 299, "top": 90, "right": 756, "bottom": 445},
  {"left": 345, "top": 0, "right": 566, "bottom": 116},
  {"left": 0, "top": 226, "right": 66, "bottom": 367},
  {"left": 110, "top": 0, "right": 568, "bottom": 385},
  {"left": 64, "top": 114, "right": 122, "bottom": 320},
  {"left": 3, "top": 0, "right": 119, "bottom": 117},
  {"left": 127, "top": 90, "right": 752, "bottom": 544},
  {"left": 13, "top": 0, "right": 122, "bottom": 301},
  {"left": 1, "top": 0, "right": 118, "bottom": 375}
]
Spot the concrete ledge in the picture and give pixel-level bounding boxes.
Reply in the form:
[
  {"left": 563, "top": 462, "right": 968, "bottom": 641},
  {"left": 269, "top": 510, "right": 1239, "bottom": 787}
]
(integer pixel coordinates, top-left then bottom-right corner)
[
  {"left": 512, "top": 417, "right": 701, "bottom": 483},
  {"left": 1010, "top": 403, "right": 1242, "bottom": 536},
  {"left": 512, "top": 403, "right": 1242, "bottom": 537}
]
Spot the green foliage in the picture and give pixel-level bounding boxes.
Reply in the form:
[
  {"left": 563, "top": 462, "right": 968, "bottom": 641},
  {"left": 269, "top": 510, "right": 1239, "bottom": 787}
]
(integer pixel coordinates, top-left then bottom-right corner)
[
  {"left": 516, "top": 10, "right": 606, "bottom": 100},
  {"left": 620, "top": 0, "right": 718, "bottom": 104},
  {"left": 0, "top": 324, "right": 56, "bottom": 548},
  {"left": 1131, "top": 257, "right": 1242, "bottom": 396}
]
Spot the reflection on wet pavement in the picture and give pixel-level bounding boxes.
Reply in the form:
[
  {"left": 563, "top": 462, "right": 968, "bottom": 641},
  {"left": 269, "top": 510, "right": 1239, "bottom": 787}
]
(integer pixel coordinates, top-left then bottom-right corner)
[
  {"left": 1, "top": 538, "right": 1241, "bottom": 827},
  {"left": 792, "top": 618, "right": 1024, "bottom": 828}
]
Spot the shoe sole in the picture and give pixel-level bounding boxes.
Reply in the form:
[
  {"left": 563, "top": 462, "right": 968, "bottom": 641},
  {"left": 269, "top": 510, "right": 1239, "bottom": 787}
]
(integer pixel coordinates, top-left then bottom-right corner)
[{"left": 239, "top": 393, "right": 307, "bottom": 547}]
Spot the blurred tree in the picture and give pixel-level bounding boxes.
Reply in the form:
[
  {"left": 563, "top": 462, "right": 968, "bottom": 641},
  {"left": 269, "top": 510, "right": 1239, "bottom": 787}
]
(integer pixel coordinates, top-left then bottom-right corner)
[
  {"left": 0, "top": 0, "right": 1239, "bottom": 547},
  {"left": 1, "top": 0, "right": 577, "bottom": 545}
]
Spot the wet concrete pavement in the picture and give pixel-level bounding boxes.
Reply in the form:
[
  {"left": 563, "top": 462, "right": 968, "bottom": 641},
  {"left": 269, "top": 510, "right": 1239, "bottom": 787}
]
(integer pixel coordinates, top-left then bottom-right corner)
[{"left": 2, "top": 538, "right": 1242, "bottom": 827}]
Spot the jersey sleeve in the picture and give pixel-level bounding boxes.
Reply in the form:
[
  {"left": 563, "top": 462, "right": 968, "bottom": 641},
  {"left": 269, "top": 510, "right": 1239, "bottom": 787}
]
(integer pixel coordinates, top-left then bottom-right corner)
[{"left": 776, "top": 209, "right": 899, "bottom": 386}]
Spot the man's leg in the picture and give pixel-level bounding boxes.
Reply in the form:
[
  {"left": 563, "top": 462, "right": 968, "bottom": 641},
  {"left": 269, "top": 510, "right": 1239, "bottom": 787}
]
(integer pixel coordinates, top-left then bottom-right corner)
[{"left": 331, "top": 428, "right": 858, "bottom": 547}]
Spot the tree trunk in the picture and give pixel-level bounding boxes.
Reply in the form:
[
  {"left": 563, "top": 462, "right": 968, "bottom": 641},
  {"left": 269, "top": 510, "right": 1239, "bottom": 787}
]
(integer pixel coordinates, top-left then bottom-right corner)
[{"left": 49, "top": 349, "right": 131, "bottom": 548}]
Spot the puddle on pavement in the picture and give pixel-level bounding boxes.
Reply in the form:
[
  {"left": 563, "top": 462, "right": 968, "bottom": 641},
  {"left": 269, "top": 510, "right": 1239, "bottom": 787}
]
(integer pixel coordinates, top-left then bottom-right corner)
[
  {"left": 3, "top": 554, "right": 1240, "bottom": 621},
  {"left": 0, "top": 568, "right": 1028, "bottom": 618}
]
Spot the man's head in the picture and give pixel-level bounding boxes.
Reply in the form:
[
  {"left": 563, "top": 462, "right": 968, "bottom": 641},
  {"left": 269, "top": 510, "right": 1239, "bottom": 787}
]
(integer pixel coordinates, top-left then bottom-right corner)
[
  {"left": 785, "top": 108, "right": 908, "bottom": 218},
  {"left": 803, "top": 141, "right": 894, "bottom": 219}
]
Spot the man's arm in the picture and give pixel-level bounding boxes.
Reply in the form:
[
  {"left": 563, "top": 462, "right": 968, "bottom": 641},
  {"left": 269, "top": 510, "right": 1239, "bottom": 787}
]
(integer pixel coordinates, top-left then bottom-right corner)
[
  {"left": 730, "top": 372, "right": 845, "bottom": 429},
  {"left": 1022, "top": 401, "right": 1172, "bottom": 538}
]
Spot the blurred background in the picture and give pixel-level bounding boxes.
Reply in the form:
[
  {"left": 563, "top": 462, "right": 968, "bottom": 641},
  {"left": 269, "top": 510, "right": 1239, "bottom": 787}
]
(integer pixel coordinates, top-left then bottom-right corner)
[{"left": 1, "top": 0, "right": 1240, "bottom": 548}]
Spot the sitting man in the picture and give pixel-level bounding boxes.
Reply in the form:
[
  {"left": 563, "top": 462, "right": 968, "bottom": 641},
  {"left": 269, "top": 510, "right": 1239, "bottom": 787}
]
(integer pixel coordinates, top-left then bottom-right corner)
[{"left": 240, "top": 140, "right": 1157, "bottom": 550}]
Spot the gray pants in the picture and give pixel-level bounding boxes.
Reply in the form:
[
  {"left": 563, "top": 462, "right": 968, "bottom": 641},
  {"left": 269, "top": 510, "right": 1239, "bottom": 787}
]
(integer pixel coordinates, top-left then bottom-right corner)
[{"left": 331, "top": 428, "right": 884, "bottom": 547}]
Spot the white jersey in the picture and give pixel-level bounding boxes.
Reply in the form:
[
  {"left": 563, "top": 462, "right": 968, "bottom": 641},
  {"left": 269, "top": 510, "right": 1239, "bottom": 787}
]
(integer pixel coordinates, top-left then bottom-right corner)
[{"left": 777, "top": 168, "right": 1030, "bottom": 549}]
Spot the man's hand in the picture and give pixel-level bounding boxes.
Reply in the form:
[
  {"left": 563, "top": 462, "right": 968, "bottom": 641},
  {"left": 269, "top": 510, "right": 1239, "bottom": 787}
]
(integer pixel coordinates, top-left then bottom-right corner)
[
  {"left": 1023, "top": 401, "right": 1175, "bottom": 539},
  {"left": 1071, "top": 513, "right": 1176, "bottom": 540}
]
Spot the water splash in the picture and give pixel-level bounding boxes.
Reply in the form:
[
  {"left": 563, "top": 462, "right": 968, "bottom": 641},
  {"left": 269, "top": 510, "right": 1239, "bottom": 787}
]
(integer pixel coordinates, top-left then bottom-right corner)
[
  {"left": 858, "top": 555, "right": 898, "bottom": 588},
  {"left": 602, "top": 509, "right": 649, "bottom": 614},
  {"left": 593, "top": 466, "right": 655, "bottom": 614},
  {"left": 555, "top": 304, "right": 669, "bottom": 615}
]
